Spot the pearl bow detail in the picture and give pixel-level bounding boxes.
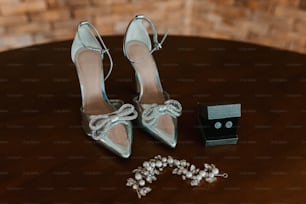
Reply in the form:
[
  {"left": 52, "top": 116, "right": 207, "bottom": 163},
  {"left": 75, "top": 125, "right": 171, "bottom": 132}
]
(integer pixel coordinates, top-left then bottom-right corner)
[
  {"left": 89, "top": 104, "right": 138, "bottom": 140},
  {"left": 142, "top": 100, "right": 182, "bottom": 126}
]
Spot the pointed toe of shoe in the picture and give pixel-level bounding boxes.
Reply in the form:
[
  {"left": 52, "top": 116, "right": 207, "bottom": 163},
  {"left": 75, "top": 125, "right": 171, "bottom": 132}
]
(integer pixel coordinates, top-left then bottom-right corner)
[
  {"left": 118, "top": 150, "right": 131, "bottom": 158},
  {"left": 118, "top": 144, "right": 132, "bottom": 158},
  {"left": 161, "top": 129, "right": 177, "bottom": 148},
  {"left": 100, "top": 139, "right": 132, "bottom": 159},
  {"left": 163, "top": 134, "right": 177, "bottom": 148},
  {"left": 167, "top": 136, "right": 177, "bottom": 148},
  {"left": 144, "top": 124, "right": 178, "bottom": 148},
  {"left": 93, "top": 122, "right": 134, "bottom": 159},
  {"left": 156, "top": 115, "right": 178, "bottom": 148}
]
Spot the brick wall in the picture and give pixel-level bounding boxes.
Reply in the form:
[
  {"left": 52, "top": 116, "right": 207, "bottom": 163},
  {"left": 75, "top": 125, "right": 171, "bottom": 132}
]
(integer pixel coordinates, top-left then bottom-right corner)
[{"left": 0, "top": 0, "right": 305, "bottom": 53}]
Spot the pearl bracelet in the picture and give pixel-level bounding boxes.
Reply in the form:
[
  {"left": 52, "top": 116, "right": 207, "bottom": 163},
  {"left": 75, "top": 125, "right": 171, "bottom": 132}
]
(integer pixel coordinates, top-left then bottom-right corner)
[{"left": 126, "top": 155, "right": 228, "bottom": 198}]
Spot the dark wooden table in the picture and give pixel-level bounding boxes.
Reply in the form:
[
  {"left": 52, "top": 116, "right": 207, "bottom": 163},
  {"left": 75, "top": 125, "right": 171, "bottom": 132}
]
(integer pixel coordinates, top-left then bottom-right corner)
[{"left": 0, "top": 36, "right": 306, "bottom": 203}]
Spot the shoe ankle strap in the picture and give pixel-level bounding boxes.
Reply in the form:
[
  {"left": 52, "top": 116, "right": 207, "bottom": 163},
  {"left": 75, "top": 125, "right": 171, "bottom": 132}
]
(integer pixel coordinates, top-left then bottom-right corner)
[
  {"left": 124, "top": 15, "right": 168, "bottom": 63},
  {"left": 78, "top": 21, "right": 113, "bottom": 80}
]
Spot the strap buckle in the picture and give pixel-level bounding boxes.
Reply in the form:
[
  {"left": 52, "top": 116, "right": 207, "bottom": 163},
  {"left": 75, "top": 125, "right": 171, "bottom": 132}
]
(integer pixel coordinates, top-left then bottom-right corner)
[{"left": 126, "top": 15, "right": 168, "bottom": 63}]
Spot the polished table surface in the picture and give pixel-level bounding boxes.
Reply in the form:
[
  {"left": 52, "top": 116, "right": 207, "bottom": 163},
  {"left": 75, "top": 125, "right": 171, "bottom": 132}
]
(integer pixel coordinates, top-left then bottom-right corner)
[{"left": 0, "top": 36, "right": 306, "bottom": 203}]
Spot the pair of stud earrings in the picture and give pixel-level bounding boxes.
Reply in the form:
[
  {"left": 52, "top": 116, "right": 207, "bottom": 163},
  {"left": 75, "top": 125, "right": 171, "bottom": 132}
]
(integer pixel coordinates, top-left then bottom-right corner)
[{"left": 214, "top": 120, "right": 233, "bottom": 129}]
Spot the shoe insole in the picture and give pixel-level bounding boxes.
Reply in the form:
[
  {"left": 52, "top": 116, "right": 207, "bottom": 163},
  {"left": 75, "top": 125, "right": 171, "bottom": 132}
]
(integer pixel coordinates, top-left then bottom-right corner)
[
  {"left": 75, "top": 49, "right": 112, "bottom": 114},
  {"left": 75, "top": 49, "right": 128, "bottom": 147},
  {"left": 126, "top": 42, "right": 174, "bottom": 137},
  {"left": 126, "top": 41, "right": 165, "bottom": 104}
]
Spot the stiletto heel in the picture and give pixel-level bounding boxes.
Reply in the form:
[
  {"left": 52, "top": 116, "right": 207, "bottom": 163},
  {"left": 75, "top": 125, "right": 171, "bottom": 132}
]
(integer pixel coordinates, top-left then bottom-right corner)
[
  {"left": 123, "top": 15, "right": 182, "bottom": 148},
  {"left": 71, "top": 21, "right": 137, "bottom": 158}
]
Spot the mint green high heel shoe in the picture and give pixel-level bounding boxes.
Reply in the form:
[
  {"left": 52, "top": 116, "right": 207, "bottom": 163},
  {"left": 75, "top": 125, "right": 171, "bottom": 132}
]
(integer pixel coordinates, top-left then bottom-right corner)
[
  {"left": 123, "top": 15, "right": 182, "bottom": 148},
  {"left": 71, "top": 21, "right": 137, "bottom": 158}
]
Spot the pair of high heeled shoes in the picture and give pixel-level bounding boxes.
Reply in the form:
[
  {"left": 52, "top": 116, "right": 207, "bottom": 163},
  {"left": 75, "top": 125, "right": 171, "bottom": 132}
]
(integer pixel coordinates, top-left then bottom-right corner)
[{"left": 71, "top": 15, "right": 182, "bottom": 158}]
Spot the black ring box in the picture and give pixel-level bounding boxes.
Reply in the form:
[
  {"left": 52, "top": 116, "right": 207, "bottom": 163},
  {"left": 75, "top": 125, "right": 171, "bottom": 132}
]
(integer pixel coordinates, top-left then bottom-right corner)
[{"left": 198, "top": 103, "right": 241, "bottom": 146}]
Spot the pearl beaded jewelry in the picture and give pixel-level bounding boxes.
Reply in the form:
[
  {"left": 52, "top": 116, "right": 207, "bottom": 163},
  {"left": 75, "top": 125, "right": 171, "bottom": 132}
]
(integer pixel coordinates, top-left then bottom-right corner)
[{"left": 126, "top": 155, "right": 228, "bottom": 198}]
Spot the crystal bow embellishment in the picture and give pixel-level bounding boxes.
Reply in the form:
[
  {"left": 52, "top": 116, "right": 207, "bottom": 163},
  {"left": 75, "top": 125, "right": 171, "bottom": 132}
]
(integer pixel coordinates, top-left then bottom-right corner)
[
  {"left": 89, "top": 104, "right": 138, "bottom": 140},
  {"left": 142, "top": 100, "right": 182, "bottom": 126}
]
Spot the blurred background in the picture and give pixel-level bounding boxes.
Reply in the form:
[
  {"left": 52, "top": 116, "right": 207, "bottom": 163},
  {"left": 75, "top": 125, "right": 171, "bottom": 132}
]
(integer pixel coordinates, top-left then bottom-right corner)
[{"left": 0, "top": 0, "right": 305, "bottom": 53}]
